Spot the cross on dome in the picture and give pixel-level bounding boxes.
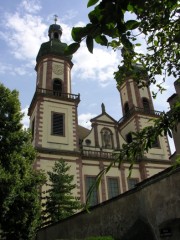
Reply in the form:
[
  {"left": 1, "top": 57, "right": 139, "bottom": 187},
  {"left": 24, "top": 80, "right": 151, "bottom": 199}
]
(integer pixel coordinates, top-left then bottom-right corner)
[{"left": 54, "top": 14, "right": 58, "bottom": 24}]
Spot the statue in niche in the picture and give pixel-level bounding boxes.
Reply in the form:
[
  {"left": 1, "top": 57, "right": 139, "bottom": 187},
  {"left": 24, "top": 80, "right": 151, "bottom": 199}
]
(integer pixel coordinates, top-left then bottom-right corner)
[{"left": 103, "top": 130, "right": 111, "bottom": 148}]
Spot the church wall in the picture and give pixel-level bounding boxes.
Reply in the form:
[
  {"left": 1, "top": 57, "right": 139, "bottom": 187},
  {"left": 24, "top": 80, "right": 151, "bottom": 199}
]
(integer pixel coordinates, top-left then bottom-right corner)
[
  {"left": 139, "top": 117, "right": 170, "bottom": 160},
  {"left": 145, "top": 163, "right": 170, "bottom": 178},
  {"left": 29, "top": 104, "right": 37, "bottom": 145},
  {"left": 120, "top": 118, "right": 137, "bottom": 139},
  {"left": 52, "top": 60, "right": 65, "bottom": 82},
  {"left": 83, "top": 128, "right": 96, "bottom": 147},
  {"left": 139, "top": 86, "right": 149, "bottom": 99},
  {"left": 29, "top": 22, "right": 174, "bottom": 210},
  {"left": 38, "top": 154, "right": 79, "bottom": 199},
  {"left": 41, "top": 59, "right": 48, "bottom": 89},
  {"left": 104, "top": 166, "right": 125, "bottom": 195},
  {"left": 119, "top": 82, "right": 128, "bottom": 107},
  {"left": 97, "top": 124, "right": 117, "bottom": 149},
  {"left": 39, "top": 99, "right": 77, "bottom": 151},
  {"left": 130, "top": 80, "right": 137, "bottom": 106},
  {"left": 82, "top": 163, "right": 103, "bottom": 203}
]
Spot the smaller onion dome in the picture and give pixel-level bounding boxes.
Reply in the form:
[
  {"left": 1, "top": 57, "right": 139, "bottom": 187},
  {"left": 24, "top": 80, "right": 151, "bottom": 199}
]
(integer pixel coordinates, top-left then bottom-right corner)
[{"left": 48, "top": 24, "right": 62, "bottom": 41}]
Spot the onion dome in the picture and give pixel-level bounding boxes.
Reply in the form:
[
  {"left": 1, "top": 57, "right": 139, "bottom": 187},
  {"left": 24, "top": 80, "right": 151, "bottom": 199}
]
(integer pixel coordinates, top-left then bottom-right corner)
[{"left": 36, "top": 22, "right": 72, "bottom": 62}]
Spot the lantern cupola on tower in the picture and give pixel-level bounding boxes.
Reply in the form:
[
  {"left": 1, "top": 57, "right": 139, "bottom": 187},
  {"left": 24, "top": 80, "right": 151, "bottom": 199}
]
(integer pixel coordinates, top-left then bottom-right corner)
[
  {"left": 36, "top": 16, "right": 72, "bottom": 62},
  {"left": 48, "top": 15, "right": 62, "bottom": 41}
]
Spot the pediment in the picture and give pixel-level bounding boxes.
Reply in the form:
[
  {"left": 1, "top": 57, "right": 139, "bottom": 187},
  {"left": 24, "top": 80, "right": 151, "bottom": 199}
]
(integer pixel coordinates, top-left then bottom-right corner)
[{"left": 91, "top": 112, "right": 117, "bottom": 124}]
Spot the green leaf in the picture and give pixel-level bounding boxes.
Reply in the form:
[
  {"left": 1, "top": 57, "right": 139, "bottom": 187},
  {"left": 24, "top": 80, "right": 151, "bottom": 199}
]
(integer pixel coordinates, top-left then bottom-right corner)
[
  {"left": 154, "top": 40, "right": 158, "bottom": 46},
  {"left": 71, "top": 27, "right": 91, "bottom": 42},
  {"left": 125, "top": 20, "right": 140, "bottom": 30},
  {"left": 87, "top": 0, "right": 99, "bottom": 8},
  {"left": 127, "top": 3, "right": 134, "bottom": 12},
  {"left": 95, "top": 35, "right": 108, "bottom": 46},
  {"left": 64, "top": 43, "right": 80, "bottom": 55},
  {"left": 86, "top": 35, "right": 94, "bottom": 53},
  {"left": 71, "top": 27, "right": 83, "bottom": 42}
]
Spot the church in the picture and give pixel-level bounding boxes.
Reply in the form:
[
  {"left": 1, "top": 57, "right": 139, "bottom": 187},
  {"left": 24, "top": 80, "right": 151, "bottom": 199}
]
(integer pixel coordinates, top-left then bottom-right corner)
[{"left": 28, "top": 22, "right": 171, "bottom": 205}]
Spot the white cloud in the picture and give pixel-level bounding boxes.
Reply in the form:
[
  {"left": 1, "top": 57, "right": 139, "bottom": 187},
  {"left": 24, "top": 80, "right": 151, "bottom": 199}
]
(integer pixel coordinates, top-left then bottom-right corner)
[
  {"left": 3, "top": 12, "right": 48, "bottom": 61},
  {"left": 0, "top": 63, "right": 10, "bottom": 74},
  {"left": 21, "top": 106, "right": 30, "bottom": 129},
  {"left": 78, "top": 113, "right": 96, "bottom": 129},
  {"left": 73, "top": 43, "right": 120, "bottom": 87},
  {"left": 0, "top": 1, "right": 74, "bottom": 63},
  {"left": 20, "top": 0, "right": 41, "bottom": 14},
  {"left": 62, "top": 10, "right": 78, "bottom": 21},
  {"left": 0, "top": 0, "right": 120, "bottom": 88}
]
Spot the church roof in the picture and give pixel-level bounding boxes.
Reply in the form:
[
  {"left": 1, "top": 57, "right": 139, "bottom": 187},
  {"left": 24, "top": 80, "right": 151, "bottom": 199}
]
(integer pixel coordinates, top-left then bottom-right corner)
[
  {"left": 36, "top": 39, "right": 72, "bottom": 62},
  {"left": 48, "top": 24, "right": 62, "bottom": 34},
  {"left": 36, "top": 22, "right": 72, "bottom": 62},
  {"left": 91, "top": 112, "right": 117, "bottom": 124},
  {"left": 78, "top": 125, "right": 90, "bottom": 140}
]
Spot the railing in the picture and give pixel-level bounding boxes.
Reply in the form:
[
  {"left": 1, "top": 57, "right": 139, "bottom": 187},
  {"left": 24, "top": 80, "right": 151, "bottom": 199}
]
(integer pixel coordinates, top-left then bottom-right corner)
[
  {"left": 82, "top": 149, "right": 115, "bottom": 159},
  {"left": 33, "top": 87, "right": 80, "bottom": 101},
  {"left": 118, "top": 107, "right": 162, "bottom": 124}
]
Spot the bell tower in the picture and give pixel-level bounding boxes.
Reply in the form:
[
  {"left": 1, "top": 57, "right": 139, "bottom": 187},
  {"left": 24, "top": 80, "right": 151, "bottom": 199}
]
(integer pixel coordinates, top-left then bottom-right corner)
[
  {"left": 118, "top": 65, "right": 171, "bottom": 179},
  {"left": 28, "top": 21, "right": 80, "bottom": 196}
]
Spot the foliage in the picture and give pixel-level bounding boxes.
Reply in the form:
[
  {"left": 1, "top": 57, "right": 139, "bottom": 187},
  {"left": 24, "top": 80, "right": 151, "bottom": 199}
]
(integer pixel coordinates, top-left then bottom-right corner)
[
  {"left": 0, "top": 84, "right": 45, "bottom": 240},
  {"left": 65, "top": 0, "right": 180, "bottom": 201},
  {"left": 42, "top": 160, "right": 81, "bottom": 226},
  {"left": 65, "top": 0, "right": 179, "bottom": 92},
  {"left": 86, "top": 102, "right": 180, "bottom": 201}
]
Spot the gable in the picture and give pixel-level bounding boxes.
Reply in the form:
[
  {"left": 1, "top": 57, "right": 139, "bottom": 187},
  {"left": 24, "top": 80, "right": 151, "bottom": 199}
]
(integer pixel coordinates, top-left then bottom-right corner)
[{"left": 91, "top": 112, "right": 117, "bottom": 124}]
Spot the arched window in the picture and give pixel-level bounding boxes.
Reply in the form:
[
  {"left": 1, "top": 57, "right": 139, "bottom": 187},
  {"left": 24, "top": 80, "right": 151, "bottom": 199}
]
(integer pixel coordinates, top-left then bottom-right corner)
[
  {"left": 101, "top": 128, "right": 113, "bottom": 149},
  {"left": 53, "top": 32, "right": 59, "bottom": 39},
  {"left": 124, "top": 102, "right": 129, "bottom": 114},
  {"left": 142, "top": 98, "right": 150, "bottom": 112},
  {"left": 53, "top": 79, "right": 62, "bottom": 96},
  {"left": 126, "top": 132, "right": 132, "bottom": 144}
]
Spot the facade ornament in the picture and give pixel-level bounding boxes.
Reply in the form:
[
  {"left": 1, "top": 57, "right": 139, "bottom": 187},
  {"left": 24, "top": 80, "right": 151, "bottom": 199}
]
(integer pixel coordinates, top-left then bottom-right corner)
[{"left": 101, "top": 103, "right": 106, "bottom": 113}]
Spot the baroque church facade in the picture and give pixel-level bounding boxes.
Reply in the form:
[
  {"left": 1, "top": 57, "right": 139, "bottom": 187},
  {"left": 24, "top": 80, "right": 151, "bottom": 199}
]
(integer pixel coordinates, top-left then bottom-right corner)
[{"left": 28, "top": 22, "right": 171, "bottom": 205}]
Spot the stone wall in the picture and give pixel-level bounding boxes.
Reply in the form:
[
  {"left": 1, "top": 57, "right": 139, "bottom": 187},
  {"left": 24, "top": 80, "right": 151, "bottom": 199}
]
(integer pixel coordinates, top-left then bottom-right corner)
[{"left": 36, "top": 166, "right": 180, "bottom": 240}]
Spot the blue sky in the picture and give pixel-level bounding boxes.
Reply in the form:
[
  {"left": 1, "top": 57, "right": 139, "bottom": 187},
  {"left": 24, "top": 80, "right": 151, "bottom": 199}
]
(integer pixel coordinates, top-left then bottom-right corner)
[{"left": 0, "top": 0, "right": 176, "bottom": 152}]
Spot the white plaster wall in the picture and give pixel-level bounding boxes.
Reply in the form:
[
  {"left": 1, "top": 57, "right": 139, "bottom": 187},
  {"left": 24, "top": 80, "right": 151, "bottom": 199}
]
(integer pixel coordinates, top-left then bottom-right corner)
[
  {"left": 120, "top": 118, "right": 136, "bottom": 139},
  {"left": 120, "top": 84, "right": 128, "bottom": 106},
  {"left": 139, "top": 85, "right": 149, "bottom": 99},
  {"left": 52, "top": 59, "right": 64, "bottom": 82},
  {"left": 130, "top": 80, "right": 137, "bottom": 106},
  {"left": 42, "top": 61, "right": 47, "bottom": 89},
  {"left": 139, "top": 117, "right": 170, "bottom": 160},
  {"left": 40, "top": 99, "right": 76, "bottom": 150},
  {"left": 39, "top": 156, "right": 79, "bottom": 199}
]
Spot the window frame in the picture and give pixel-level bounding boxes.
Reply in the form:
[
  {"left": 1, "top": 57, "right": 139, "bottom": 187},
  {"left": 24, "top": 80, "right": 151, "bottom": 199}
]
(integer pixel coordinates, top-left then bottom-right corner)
[
  {"left": 127, "top": 178, "right": 139, "bottom": 190},
  {"left": 151, "top": 137, "right": 160, "bottom": 148},
  {"left": 51, "top": 112, "right": 65, "bottom": 137},
  {"left": 124, "top": 102, "right": 130, "bottom": 115},
  {"left": 126, "top": 132, "right": 133, "bottom": 144},
  {"left": 31, "top": 118, "right": 35, "bottom": 140},
  {"left": 142, "top": 97, "right": 150, "bottom": 112},
  {"left": 85, "top": 175, "right": 99, "bottom": 206},
  {"left": 53, "top": 78, "right": 62, "bottom": 96},
  {"left": 107, "top": 177, "right": 120, "bottom": 199}
]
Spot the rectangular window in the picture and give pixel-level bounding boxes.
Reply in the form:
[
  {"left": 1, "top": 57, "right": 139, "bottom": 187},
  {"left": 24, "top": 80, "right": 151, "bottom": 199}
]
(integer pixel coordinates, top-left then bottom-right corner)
[
  {"left": 85, "top": 176, "right": 98, "bottom": 206},
  {"left": 108, "top": 178, "right": 120, "bottom": 199},
  {"left": 31, "top": 118, "right": 35, "bottom": 140},
  {"left": 152, "top": 137, "right": 160, "bottom": 148},
  {"left": 52, "top": 112, "right": 64, "bottom": 136},
  {"left": 127, "top": 178, "right": 138, "bottom": 190}
]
